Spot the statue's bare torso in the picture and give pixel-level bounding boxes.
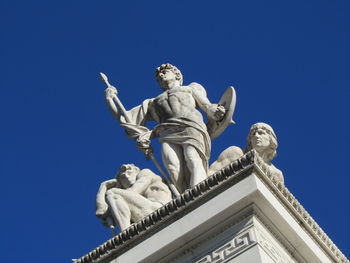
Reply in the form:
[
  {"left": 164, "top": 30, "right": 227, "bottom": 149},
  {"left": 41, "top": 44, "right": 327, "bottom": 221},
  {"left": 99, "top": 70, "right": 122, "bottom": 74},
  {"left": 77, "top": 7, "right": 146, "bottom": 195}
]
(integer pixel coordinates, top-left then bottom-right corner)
[
  {"left": 152, "top": 86, "right": 205, "bottom": 125},
  {"left": 104, "top": 64, "right": 226, "bottom": 193}
]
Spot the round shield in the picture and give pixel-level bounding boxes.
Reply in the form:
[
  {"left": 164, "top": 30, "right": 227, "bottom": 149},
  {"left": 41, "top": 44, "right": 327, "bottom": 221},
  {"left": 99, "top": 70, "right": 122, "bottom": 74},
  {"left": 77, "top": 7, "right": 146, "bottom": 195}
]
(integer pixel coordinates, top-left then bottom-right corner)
[{"left": 207, "top": 86, "right": 236, "bottom": 140}]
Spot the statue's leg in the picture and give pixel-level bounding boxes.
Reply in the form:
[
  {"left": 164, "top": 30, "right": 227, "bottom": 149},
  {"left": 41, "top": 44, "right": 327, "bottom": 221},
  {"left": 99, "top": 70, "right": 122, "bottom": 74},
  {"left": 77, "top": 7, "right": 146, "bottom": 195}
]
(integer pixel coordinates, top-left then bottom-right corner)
[
  {"left": 109, "top": 189, "right": 162, "bottom": 225},
  {"left": 161, "top": 142, "right": 185, "bottom": 192},
  {"left": 121, "top": 194, "right": 162, "bottom": 223},
  {"left": 183, "top": 145, "right": 207, "bottom": 187},
  {"left": 106, "top": 192, "right": 131, "bottom": 231}
]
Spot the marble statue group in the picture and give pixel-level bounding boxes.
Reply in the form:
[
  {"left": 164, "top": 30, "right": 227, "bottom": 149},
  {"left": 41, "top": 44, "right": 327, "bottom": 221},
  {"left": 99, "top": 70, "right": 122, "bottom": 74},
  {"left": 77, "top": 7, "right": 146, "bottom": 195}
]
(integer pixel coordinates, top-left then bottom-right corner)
[
  {"left": 96, "top": 164, "right": 172, "bottom": 232},
  {"left": 95, "top": 63, "right": 284, "bottom": 233}
]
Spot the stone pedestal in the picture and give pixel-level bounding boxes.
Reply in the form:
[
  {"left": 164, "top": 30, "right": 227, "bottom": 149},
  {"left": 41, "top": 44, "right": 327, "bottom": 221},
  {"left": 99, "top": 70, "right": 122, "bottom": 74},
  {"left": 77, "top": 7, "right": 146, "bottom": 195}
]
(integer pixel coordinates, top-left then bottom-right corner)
[{"left": 75, "top": 151, "right": 348, "bottom": 263}]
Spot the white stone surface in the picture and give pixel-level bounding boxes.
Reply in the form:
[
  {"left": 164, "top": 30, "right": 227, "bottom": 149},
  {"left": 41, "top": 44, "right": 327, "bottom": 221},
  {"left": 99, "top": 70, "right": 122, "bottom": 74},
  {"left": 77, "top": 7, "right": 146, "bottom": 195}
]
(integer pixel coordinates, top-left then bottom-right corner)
[
  {"left": 209, "top": 122, "right": 284, "bottom": 184},
  {"left": 76, "top": 152, "right": 347, "bottom": 263},
  {"left": 109, "top": 172, "right": 334, "bottom": 263},
  {"left": 104, "top": 63, "right": 235, "bottom": 193},
  {"left": 95, "top": 164, "right": 172, "bottom": 231}
]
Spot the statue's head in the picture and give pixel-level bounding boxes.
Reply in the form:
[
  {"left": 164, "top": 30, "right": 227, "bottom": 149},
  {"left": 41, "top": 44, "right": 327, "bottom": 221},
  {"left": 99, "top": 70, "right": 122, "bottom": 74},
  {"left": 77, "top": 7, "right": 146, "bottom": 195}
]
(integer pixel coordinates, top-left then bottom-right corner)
[
  {"left": 116, "top": 163, "right": 140, "bottom": 189},
  {"left": 246, "top": 122, "right": 278, "bottom": 162},
  {"left": 155, "top": 63, "right": 183, "bottom": 88}
]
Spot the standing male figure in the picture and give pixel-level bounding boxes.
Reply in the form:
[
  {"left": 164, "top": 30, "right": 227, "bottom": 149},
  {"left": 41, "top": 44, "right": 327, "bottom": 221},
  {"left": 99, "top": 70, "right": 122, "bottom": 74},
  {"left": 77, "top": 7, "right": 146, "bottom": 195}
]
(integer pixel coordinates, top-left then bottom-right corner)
[{"left": 105, "top": 64, "right": 226, "bottom": 193}]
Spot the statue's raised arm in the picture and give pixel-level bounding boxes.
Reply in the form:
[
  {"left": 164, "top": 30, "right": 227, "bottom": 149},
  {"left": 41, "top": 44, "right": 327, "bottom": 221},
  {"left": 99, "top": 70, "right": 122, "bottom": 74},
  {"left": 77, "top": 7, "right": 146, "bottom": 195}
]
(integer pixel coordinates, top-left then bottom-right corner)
[
  {"left": 100, "top": 71, "right": 179, "bottom": 196},
  {"left": 188, "top": 82, "right": 225, "bottom": 121},
  {"left": 102, "top": 63, "right": 236, "bottom": 194},
  {"left": 105, "top": 85, "right": 122, "bottom": 121}
]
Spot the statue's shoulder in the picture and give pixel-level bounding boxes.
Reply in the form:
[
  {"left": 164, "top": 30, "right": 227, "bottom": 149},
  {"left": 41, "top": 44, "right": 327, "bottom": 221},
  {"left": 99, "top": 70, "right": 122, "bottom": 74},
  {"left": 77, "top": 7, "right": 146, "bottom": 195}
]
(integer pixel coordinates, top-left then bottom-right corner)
[
  {"left": 154, "top": 91, "right": 167, "bottom": 100},
  {"left": 269, "top": 164, "right": 284, "bottom": 184},
  {"left": 188, "top": 82, "right": 205, "bottom": 90},
  {"left": 141, "top": 97, "right": 155, "bottom": 105},
  {"left": 188, "top": 82, "right": 207, "bottom": 96},
  {"left": 138, "top": 168, "right": 160, "bottom": 179}
]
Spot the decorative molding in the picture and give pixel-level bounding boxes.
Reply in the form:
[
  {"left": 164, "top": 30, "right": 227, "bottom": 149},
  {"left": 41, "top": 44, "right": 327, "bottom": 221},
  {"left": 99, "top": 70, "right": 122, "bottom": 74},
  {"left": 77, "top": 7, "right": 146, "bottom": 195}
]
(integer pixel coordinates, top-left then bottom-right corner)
[
  {"left": 191, "top": 221, "right": 297, "bottom": 263},
  {"left": 74, "top": 150, "right": 349, "bottom": 263},
  {"left": 254, "top": 225, "right": 297, "bottom": 263},
  {"left": 74, "top": 151, "right": 256, "bottom": 263},
  {"left": 189, "top": 219, "right": 299, "bottom": 263},
  {"left": 166, "top": 208, "right": 257, "bottom": 263},
  {"left": 250, "top": 208, "right": 306, "bottom": 263},
  {"left": 194, "top": 228, "right": 256, "bottom": 263},
  {"left": 252, "top": 153, "right": 349, "bottom": 263}
]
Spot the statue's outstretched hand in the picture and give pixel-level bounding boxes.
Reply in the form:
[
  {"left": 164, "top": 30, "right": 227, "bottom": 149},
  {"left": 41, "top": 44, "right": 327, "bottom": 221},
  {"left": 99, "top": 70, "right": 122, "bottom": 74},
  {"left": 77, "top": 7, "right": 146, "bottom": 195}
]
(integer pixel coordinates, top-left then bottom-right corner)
[
  {"left": 105, "top": 85, "right": 118, "bottom": 99},
  {"left": 208, "top": 104, "right": 226, "bottom": 121},
  {"left": 137, "top": 131, "right": 153, "bottom": 158},
  {"left": 215, "top": 105, "right": 226, "bottom": 120}
]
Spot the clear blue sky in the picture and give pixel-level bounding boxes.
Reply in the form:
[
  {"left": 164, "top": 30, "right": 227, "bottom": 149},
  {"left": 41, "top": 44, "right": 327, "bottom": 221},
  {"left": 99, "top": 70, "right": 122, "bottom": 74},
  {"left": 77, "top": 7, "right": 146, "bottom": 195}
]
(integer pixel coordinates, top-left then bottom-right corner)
[{"left": 0, "top": 0, "right": 349, "bottom": 262}]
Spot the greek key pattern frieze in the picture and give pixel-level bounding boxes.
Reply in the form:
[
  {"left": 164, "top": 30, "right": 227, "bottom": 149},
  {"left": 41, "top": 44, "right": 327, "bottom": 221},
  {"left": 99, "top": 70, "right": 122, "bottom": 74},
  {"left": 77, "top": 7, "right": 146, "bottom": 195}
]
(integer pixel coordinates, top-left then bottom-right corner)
[{"left": 195, "top": 229, "right": 256, "bottom": 263}]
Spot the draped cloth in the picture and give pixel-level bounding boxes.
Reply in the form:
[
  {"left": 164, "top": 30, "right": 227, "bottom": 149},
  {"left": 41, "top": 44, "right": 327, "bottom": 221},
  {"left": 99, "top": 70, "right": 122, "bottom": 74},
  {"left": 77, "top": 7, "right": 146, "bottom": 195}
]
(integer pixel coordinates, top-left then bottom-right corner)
[
  {"left": 154, "top": 118, "right": 211, "bottom": 171},
  {"left": 119, "top": 99, "right": 154, "bottom": 140},
  {"left": 120, "top": 99, "right": 211, "bottom": 192}
]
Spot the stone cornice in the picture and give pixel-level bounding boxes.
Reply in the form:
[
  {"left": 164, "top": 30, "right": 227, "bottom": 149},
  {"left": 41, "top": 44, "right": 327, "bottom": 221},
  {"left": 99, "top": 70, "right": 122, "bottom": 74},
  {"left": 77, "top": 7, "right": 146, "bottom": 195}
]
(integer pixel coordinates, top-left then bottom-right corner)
[
  {"left": 74, "top": 150, "right": 348, "bottom": 263},
  {"left": 252, "top": 154, "right": 349, "bottom": 263}
]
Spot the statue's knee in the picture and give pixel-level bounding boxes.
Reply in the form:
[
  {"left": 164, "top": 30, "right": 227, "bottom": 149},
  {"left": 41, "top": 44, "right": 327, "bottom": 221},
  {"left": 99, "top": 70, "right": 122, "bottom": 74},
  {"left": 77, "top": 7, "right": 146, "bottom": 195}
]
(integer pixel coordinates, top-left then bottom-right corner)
[
  {"left": 106, "top": 192, "right": 122, "bottom": 201},
  {"left": 184, "top": 146, "right": 201, "bottom": 163},
  {"left": 185, "top": 154, "right": 202, "bottom": 171}
]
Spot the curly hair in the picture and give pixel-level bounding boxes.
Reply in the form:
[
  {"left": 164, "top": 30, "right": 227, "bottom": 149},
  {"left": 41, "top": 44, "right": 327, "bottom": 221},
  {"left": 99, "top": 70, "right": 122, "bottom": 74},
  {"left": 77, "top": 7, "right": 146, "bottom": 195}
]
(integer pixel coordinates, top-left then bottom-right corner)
[
  {"left": 155, "top": 63, "right": 183, "bottom": 85},
  {"left": 246, "top": 122, "right": 278, "bottom": 161}
]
